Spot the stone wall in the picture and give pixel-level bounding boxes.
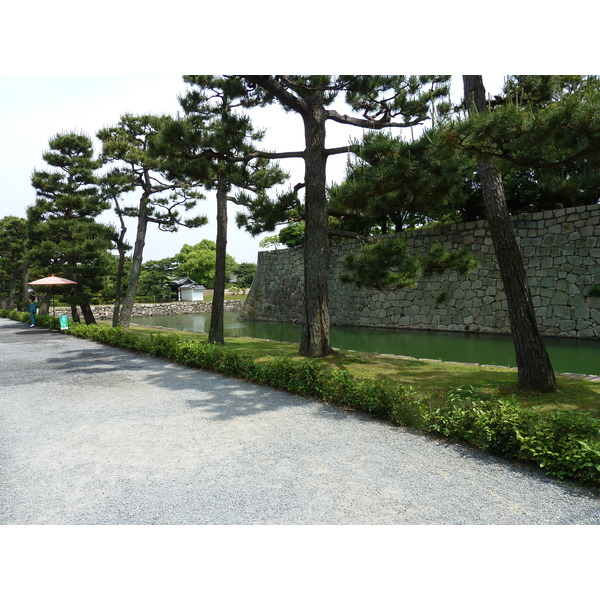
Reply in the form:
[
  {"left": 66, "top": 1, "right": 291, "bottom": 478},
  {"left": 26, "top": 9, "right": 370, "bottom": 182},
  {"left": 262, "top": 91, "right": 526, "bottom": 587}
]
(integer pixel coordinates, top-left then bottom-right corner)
[
  {"left": 241, "top": 203, "right": 600, "bottom": 339},
  {"left": 54, "top": 300, "right": 246, "bottom": 321}
]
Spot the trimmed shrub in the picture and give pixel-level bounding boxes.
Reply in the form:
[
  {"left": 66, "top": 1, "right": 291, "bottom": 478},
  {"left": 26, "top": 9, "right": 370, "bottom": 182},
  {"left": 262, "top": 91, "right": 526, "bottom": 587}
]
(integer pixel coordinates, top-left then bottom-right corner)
[
  {"left": 428, "top": 387, "right": 523, "bottom": 458},
  {"left": 426, "top": 387, "right": 600, "bottom": 485},
  {"left": 516, "top": 410, "right": 600, "bottom": 484}
]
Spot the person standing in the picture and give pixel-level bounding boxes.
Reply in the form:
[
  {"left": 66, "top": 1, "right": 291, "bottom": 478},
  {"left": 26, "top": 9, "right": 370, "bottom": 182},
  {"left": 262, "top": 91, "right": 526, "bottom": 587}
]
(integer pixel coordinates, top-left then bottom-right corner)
[{"left": 29, "top": 295, "right": 37, "bottom": 328}]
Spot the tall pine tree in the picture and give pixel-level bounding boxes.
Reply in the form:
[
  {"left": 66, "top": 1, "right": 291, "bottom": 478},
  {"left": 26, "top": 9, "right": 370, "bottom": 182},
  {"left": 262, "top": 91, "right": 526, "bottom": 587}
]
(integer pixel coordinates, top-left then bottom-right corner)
[
  {"left": 153, "top": 76, "right": 287, "bottom": 344},
  {"left": 0, "top": 216, "right": 28, "bottom": 310},
  {"left": 97, "top": 114, "right": 207, "bottom": 330},
  {"left": 462, "top": 76, "right": 556, "bottom": 392},
  {"left": 28, "top": 132, "right": 115, "bottom": 324},
  {"left": 238, "top": 76, "right": 451, "bottom": 356}
]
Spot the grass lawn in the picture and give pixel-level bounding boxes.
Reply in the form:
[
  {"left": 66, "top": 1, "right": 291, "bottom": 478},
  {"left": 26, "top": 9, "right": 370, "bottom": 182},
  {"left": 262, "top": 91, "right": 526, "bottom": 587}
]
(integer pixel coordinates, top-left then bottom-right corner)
[
  {"left": 125, "top": 323, "right": 600, "bottom": 419},
  {"left": 203, "top": 291, "right": 248, "bottom": 303}
]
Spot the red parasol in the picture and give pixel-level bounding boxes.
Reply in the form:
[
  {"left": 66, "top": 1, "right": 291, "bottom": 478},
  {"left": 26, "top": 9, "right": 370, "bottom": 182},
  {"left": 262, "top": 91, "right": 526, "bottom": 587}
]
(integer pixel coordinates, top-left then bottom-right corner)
[
  {"left": 28, "top": 274, "right": 77, "bottom": 328},
  {"left": 29, "top": 275, "right": 77, "bottom": 286}
]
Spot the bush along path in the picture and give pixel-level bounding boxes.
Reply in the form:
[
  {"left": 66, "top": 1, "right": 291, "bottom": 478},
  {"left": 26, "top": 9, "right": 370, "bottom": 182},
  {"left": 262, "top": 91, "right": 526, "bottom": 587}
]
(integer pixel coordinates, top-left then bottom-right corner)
[{"left": 2, "top": 309, "right": 599, "bottom": 489}]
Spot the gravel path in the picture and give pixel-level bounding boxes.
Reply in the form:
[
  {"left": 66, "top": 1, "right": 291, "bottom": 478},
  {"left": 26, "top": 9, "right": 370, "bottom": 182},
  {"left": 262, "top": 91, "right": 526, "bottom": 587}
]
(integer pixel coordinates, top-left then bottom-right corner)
[{"left": 0, "top": 318, "right": 598, "bottom": 525}]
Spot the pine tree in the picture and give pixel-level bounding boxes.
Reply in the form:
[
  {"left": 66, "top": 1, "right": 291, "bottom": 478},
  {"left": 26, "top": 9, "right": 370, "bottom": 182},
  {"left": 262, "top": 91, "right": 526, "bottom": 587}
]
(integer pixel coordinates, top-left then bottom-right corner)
[
  {"left": 99, "top": 167, "right": 135, "bottom": 326},
  {"left": 238, "top": 76, "right": 451, "bottom": 357},
  {"left": 448, "top": 75, "right": 600, "bottom": 217},
  {"left": 97, "top": 114, "right": 207, "bottom": 330},
  {"left": 0, "top": 216, "right": 27, "bottom": 310},
  {"left": 328, "top": 131, "right": 468, "bottom": 235},
  {"left": 462, "top": 76, "right": 556, "bottom": 392},
  {"left": 153, "top": 76, "right": 287, "bottom": 344},
  {"left": 28, "top": 132, "right": 115, "bottom": 324}
]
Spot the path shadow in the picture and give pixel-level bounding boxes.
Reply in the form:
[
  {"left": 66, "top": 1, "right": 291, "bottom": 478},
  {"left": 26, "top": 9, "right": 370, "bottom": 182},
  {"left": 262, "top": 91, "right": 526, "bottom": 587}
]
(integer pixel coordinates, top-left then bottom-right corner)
[
  {"left": 46, "top": 344, "right": 308, "bottom": 422},
  {"left": 45, "top": 346, "right": 135, "bottom": 375},
  {"left": 9, "top": 327, "right": 58, "bottom": 338}
]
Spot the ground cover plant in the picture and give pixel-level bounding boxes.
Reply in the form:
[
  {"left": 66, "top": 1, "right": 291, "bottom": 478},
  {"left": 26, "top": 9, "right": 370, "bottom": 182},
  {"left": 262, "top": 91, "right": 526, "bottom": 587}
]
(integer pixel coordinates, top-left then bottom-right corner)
[{"left": 2, "top": 310, "right": 599, "bottom": 488}]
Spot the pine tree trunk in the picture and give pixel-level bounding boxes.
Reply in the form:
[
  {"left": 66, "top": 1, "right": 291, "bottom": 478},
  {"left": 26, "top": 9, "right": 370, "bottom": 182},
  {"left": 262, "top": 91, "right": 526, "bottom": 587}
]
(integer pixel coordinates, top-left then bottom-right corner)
[
  {"left": 299, "top": 99, "right": 332, "bottom": 357},
  {"left": 463, "top": 75, "right": 556, "bottom": 392},
  {"left": 21, "top": 264, "right": 29, "bottom": 311},
  {"left": 39, "top": 292, "right": 51, "bottom": 316},
  {"left": 112, "top": 227, "right": 128, "bottom": 327},
  {"left": 7, "top": 274, "right": 16, "bottom": 309},
  {"left": 209, "top": 184, "right": 228, "bottom": 344},
  {"left": 117, "top": 197, "right": 149, "bottom": 330},
  {"left": 80, "top": 302, "right": 96, "bottom": 325},
  {"left": 112, "top": 275, "right": 124, "bottom": 327},
  {"left": 70, "top": 302, "right": 80, "bottom": 322}
]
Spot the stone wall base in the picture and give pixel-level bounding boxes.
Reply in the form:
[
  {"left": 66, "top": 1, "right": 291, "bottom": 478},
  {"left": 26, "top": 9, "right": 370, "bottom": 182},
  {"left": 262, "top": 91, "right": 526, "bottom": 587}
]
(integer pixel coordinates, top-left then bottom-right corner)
[{"left": 53, "top": 300, "right": 245, "bottom": 322}]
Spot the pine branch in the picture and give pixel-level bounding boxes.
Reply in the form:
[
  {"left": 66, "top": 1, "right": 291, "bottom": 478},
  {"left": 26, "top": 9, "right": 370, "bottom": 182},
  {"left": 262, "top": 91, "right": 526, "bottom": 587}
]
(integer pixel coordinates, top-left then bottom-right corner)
[
  {"left": 328, "top": 229, "right": 373, "bottom": 244},
  {"left": 326, "top": 109, "right": 424, "bottom": 129},
  {"left": 242, "top": 76, "right": 307, "bottom": 114},
  {"left": 241, "top": 149, "right": 305, "bottom": 162}
]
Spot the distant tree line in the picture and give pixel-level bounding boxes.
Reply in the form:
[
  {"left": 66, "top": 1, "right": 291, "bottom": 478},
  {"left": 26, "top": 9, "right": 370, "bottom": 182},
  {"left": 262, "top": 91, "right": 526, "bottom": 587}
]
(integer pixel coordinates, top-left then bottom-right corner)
[{"left": 0, "top": 215, "right": 255, "bottom": 311}]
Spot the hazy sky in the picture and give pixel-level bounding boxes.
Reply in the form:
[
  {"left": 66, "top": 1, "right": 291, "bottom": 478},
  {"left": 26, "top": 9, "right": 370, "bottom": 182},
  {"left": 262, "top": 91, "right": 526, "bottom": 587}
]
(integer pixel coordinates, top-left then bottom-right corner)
[
  {"left": 0, "top": 74, "right": 508, "bottom": 265},
  {"left": 0, "top": 74, "right": 302, "bottom": 263}
]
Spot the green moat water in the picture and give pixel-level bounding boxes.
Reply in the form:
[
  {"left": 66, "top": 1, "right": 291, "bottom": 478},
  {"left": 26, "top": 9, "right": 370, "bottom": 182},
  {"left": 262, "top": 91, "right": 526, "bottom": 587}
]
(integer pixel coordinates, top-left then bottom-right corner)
[{"left": 133, "top": 312, "right": 600, "bottom": 376}]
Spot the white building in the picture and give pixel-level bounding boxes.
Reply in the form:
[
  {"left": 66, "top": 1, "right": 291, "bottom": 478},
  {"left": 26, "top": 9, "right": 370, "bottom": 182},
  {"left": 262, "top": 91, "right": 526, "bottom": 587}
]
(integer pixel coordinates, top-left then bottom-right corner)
[{"left": 171, "top": 277, "right": 206, "bottom": 302}]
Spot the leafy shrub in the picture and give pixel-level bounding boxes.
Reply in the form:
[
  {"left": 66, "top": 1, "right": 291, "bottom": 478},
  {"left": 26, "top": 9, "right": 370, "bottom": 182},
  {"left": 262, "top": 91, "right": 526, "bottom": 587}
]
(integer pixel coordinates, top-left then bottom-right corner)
[
  {"left": 516, "top": 410, "right": 600, "bottom": 484},
  {"left": 390, "top": 392, "right": 433, "bottom": 430},
  {"left": 69, "top": 324, "right": 142, "bottom": 351},
  {"left": 425, "top": 387, "right": 600, "bottom": 485},
  {"left": 1, "top": 309, "right": 29, "bottom": 322},
  {"left": 428, "top": 387, "right": 523, "bottom": 458},
  {"left": 252, "top": 357, "right": 326, "bottom": 397}
]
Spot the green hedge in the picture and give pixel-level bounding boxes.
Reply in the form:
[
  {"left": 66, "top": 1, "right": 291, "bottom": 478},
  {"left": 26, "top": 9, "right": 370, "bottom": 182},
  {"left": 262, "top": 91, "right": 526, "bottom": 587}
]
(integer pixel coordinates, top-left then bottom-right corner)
[{"left": 1, "top": 311, "right": 598, "bottom": 487}]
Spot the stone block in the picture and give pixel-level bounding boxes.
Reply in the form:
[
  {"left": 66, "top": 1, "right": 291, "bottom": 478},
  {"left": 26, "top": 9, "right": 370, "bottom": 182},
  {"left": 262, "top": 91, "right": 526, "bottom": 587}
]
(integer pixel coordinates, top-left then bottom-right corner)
[
  {"left": 570, "top": 295, "right": 585, "bottom": 308},
  {"left": 541, "top": 234, "right": 557, "bottom": 247},
  {"left": 551, "top": 304, "right": 571, "bottom": 319},
  {"left": 573, "top": 306, "right": 591, "bottom": 320},
  {"left": 555, "top": 279, "right": 568, "bottom": 292}
]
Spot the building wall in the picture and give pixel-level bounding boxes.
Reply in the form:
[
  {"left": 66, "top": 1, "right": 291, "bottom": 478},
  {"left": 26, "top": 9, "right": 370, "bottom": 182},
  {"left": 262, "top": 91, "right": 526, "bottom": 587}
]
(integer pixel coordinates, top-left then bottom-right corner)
[
  {"left": 241, "top": 203, "right": 600, "bottom": 339},
  {"left": 180, "top": 288, "right": 204, "bottom": 302}
]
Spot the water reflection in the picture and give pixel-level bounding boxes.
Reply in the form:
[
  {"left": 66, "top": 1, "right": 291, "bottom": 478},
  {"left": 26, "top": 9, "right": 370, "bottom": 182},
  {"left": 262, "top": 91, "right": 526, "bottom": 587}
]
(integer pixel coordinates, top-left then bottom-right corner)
[{"left": 132, "top": 312, "right": 600, "bottom": 375}]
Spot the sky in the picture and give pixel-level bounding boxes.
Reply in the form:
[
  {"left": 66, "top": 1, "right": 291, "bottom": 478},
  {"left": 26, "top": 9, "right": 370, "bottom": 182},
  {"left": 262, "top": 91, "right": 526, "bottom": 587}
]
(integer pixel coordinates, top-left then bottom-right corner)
[
  {"left": 0, "top": 74, "right": 364, "bottom": 263},
  {"left": 0, "top": 74, "right": 509, "bottom": 266},
  {"left": 1, "top": 1, "right": 593, "bottom": 267}
]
